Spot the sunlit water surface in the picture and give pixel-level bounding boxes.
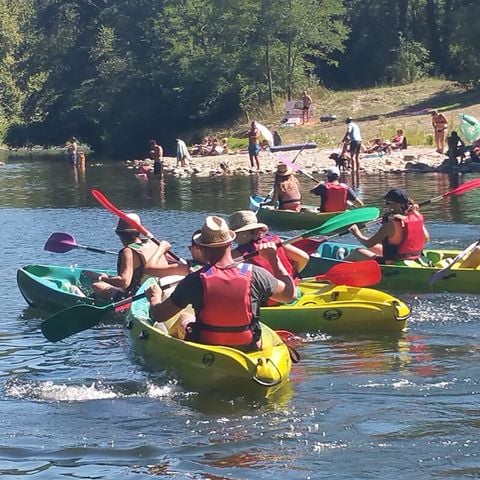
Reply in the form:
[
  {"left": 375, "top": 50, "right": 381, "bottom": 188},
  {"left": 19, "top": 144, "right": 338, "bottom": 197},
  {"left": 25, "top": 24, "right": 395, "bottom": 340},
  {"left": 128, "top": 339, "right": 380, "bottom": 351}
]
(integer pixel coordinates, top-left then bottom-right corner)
[{"left": 1, "top": 153, "right": 480, "bottom": 478}]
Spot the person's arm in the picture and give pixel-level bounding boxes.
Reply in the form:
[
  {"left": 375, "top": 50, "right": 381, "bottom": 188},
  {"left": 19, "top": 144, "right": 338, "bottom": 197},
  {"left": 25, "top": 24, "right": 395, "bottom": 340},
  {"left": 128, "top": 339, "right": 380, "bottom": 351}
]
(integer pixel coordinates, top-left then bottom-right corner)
[
  {"left": 283, "top": 244, "right": 309, "bottom": 273},
  {"left": 347, "top": 187, "right": 364, "bottom": 208},
  {"left": 98, "top": 248, "right": 134, "bottom": 289},
  {"left": 349, "top": 221, "right": 394, "bottom": 249},
  {"left": 145, "top": 284, "right": 183, "bottom": 324},
  {"left": 257, "top": 241, "right": 296, "bottom": 303}
]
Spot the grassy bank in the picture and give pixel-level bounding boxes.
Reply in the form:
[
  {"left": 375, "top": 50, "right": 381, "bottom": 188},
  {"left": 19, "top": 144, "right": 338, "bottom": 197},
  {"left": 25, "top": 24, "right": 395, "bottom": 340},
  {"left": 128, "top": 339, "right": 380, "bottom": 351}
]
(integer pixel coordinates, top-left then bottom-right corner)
[{"left": 222, "top": 78, "right": 480, "bottom": 149}]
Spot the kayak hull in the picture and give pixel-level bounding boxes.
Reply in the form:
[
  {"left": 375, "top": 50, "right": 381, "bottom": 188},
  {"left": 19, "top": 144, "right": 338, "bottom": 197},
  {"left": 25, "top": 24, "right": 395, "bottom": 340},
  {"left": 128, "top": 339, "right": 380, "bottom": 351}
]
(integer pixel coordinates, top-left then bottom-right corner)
[
  {"left": 16, "top": 264, "right": 114, "bottom": 313},
  {"left": 250, "top": 194, "right": 342, "bottom": 230},
  {"left": 125, "top": 278, "right": 292, "bottom": 398},
  {"left": 260, "top": 282, "right": 410, "bottom": 334},
  {"left": 301, "top": 242, "right": 480, "bottom": 294}
]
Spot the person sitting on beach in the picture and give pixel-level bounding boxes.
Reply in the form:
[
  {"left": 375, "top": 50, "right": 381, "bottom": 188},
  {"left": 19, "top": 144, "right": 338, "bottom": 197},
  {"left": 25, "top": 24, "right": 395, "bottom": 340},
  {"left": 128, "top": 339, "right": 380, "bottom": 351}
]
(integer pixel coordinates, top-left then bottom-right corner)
[
  {"left": 446, "top": 131, "right": 465, "bottom": 166},
  {"left": 91, "top": 214, "right": 189, "bottom": 301},
  {"left": 229, "top": 210, "right": 309, "bottom": 277},
  {"left": 145, "top": 216, "right": 296, "bottom": 350},
  {"left": 310, "top": 166, "right": 364, "bottom": 212},
  {"left": 262, "top": 163, "right": 302, "bottom": 211},
  {"left": 344, "top": 189, "right": 429, "bottom": 264},
  {"left": 207, "top": 137, "right": 224, "bottom": 156}
]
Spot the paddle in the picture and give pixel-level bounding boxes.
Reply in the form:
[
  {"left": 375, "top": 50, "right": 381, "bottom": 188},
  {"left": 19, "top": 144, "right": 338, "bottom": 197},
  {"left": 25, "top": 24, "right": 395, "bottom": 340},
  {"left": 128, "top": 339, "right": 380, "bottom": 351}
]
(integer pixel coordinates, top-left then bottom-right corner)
[
  {"left": 279, "top": 156, "right": 321, "bottom": 184},
  {"left": 40, "top": 276, "right": 183, "bottom": 342},
  {"left": 300, "top": 260, "right": 382, "bottom": 287},
  {"left": 429, "top": 238, "right": 480, "bottom": 285},
  {"left": 236, "top": 208, "right": 380, "bottom": 264},
  {"left": 44, "top": 232, "right": 117, "bottom": 255},
  {"left": 345, "top": 178, "right": 480, "bottom": 233},
  {"left": 91, "top": 189, "right": 187, "bottom": 265}
]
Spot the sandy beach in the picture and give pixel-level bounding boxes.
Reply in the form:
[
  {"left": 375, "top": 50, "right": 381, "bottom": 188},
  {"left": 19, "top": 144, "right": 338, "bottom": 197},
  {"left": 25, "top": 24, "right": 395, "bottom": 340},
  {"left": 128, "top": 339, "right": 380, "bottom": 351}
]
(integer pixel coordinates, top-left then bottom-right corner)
[{"left": 129, "top": 145, "right": 480, "bottom": 178}]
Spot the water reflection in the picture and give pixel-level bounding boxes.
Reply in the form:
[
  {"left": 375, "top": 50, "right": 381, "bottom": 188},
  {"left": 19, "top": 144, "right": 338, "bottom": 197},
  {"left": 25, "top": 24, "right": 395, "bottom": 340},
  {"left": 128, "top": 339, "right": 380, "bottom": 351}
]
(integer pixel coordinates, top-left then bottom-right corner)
[{"left": 1, "top": 155, "right": 479, "bottom": 226}]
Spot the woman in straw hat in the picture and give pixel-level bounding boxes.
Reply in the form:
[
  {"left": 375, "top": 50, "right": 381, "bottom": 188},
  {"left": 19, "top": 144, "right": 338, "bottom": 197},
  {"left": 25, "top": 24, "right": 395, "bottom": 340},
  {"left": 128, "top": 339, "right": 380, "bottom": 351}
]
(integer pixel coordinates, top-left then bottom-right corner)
[
  {"left": 91, "top": 213, "right": 188, "bottom": 301},
  {"left": 146, "top": 215, "right": 296, "bottom": 351},
  {"left": 262, "top": 163, "right": 302, "bottom": 211},
  {"left": 228, "top": 210, "right": 308, "bottom": 305}
]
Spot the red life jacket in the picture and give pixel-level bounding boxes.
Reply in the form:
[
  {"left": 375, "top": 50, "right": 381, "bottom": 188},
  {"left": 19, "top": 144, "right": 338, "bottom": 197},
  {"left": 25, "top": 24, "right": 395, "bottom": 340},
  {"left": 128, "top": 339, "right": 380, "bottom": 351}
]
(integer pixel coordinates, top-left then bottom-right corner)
[
  {"left": 382, "top": 211, "right": 425, "bottom": 262},
  {"left": 197, "top": 263, "right": 255, "bottom": 347},
  {"left": 235, "top": 234, "right": 295, "bottom": 277},
  {"left": 235, "top": 234, "right": 295, "bottom": 306},
  {"left": 322, "top": 182, "right": 348, "bottom": 212}
]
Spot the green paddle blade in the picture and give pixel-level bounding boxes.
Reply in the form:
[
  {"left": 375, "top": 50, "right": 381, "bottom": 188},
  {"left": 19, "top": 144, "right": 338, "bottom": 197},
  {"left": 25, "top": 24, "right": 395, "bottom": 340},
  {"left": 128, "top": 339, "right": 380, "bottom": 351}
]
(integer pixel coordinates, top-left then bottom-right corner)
[
  {"left": 316, "top": 207, "right": 380, "bottom": 235},
  {"left": 41, "top": 303, "right": 113, "bottom": 342}
]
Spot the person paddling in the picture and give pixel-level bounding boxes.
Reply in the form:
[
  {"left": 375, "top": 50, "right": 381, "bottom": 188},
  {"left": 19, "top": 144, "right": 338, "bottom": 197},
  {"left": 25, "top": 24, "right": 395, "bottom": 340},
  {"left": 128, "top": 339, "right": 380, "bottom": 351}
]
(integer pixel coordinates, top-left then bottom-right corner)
[
  {"left": 91, "top": 213, "right": 188, "bottom": 301},
  {"left": 262, "top": 163, "right": 302, "bottom": 211},
  {"left": 145, "top": 216, "right": 296, "bottom": 352},
  {"left": 310, "top": 166, "right": 364, "bottom": 212},
  {"left": 344, "top": 189, "right": 429, "bottom": 264}
]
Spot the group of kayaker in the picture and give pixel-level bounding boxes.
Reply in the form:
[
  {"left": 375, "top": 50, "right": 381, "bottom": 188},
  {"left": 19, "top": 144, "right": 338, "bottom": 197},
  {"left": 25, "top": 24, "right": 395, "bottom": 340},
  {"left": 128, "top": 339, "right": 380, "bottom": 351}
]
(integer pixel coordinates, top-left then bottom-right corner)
[
  {"left": 261, "top": 162, "right": 363, "bottom": 213},
  {"left": 89, "top": 179, "right": 479, "bottom": 354}
]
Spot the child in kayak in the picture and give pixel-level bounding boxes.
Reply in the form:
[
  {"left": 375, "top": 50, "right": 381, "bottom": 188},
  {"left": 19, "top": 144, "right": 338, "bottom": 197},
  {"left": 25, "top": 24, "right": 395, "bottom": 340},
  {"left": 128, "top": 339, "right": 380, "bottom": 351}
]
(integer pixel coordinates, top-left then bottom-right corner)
[
  {"left": 91, "top": 213, "right": 188, "bottom": 301},
  {"left": 145, "top": 216, "right": 296, "bottom": 351}
]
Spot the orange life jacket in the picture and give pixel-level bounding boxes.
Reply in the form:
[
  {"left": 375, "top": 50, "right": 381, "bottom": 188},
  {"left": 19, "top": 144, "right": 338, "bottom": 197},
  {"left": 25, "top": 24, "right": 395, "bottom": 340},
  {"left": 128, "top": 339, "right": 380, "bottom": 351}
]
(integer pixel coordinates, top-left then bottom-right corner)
[
  {"left": 278, "top": 183, "right": 301, "bottom": 211},
  {"left": 197, "top": 263, "right": 255, "bottom": 347},
  {"left": 382, "top": 211, "right": 425, "bottom": 262},
  {"left": 322, "top": 182, "right": 348, "bottom": 212}
]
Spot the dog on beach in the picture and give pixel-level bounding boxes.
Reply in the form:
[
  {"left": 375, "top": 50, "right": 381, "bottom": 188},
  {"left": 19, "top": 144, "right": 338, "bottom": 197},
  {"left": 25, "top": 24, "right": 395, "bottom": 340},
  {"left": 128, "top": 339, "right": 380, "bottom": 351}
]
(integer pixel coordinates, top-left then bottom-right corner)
[
  {"left": 219, "top": 161, "right": 231, "bottom": 175},
  {"left": 328, "top": 152, "right": 350, "bottom": 171}
]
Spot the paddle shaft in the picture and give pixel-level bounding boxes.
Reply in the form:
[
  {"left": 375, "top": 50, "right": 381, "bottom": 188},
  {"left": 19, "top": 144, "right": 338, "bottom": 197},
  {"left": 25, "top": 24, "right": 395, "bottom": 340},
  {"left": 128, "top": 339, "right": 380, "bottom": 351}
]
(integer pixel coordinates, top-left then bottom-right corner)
[
  {"left": 76, "top": 244, "right": 117, "bottom": 255},
  {"left": 259, "top": 143, "right": 310, "bottom": 208},
  {"left": 429, "top": 237, "right": 480, "bottom": 285},
  {"left": 91, "top": 189, "right": 187, "bottom": 265}
]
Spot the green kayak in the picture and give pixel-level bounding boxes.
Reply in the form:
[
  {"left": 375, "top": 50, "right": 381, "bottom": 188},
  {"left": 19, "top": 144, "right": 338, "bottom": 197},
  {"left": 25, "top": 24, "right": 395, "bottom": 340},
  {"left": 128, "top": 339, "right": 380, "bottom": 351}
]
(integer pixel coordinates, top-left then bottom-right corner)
[
  {"left": 301, "top": 242, "right": 480, "bottom": 294},
  {"left": 17, "top": 264, "right": 115, "bottom": 313},
  {"left": 250, "top": 194, "right": 342, "bottom": 230}
]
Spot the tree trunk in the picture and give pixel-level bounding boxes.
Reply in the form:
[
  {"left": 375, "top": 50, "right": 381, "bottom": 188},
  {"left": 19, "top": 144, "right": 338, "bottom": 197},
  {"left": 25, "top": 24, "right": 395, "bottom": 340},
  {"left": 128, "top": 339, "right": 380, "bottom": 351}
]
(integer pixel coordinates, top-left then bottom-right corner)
[{"left": 266, "top": 39, "right": 274, "bottom": 111}]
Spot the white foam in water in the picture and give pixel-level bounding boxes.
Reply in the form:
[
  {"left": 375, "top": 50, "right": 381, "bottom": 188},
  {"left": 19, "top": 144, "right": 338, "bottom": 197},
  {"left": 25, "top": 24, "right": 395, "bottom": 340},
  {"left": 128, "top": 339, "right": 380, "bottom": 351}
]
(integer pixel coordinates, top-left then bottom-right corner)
[{"left": 6, "top": 380, "right": 117, "bottom": 402}]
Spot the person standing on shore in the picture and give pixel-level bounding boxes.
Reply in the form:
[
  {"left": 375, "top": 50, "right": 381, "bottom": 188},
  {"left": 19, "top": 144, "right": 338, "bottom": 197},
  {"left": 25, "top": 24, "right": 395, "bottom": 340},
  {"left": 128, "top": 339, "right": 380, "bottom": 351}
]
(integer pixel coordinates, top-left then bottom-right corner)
[
  {"left": 149, "top": 139, "right": 164, "bottom": 178},
  {"left": 247, "top": 121, "right": 260, "bottom": 170},
  {"left": 431, "top": 110, "right": 448, "bottom": 154},
  {"left": 302, "top": 90, "right": 313, "bottom": 125},
  {"left": 66, "top": 136, "right": 78, "bottom": 167},
  {"left": 342, "top": 117, "right": 362, "bottom": 173}
]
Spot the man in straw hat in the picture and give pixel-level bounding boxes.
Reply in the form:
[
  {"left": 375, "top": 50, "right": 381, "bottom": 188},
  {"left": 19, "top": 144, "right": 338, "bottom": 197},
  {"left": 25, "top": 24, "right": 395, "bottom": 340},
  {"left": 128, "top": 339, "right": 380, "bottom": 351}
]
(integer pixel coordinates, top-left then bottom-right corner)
[
  {"left": 146, "top": 215, "right": 296, "bottom": 351},
  {"left": 91, "top": 213, "right": 188, "bottom": 300},
  {"left": 262, "top": 162, "right": 302, "bottom": 211},
  {"left": 310, "top": 166, "right": 363, "bottom": 212},
  {"left": 228, "top": 210, "right": 308, "bottom": 306}
]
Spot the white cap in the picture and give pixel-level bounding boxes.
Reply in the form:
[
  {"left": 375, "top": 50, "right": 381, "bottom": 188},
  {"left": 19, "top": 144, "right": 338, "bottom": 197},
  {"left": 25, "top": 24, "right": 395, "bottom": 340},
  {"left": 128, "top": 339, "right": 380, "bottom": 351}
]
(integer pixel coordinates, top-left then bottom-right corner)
[{"left": 326, "top": 166, "right": 340, "bottom": 177}]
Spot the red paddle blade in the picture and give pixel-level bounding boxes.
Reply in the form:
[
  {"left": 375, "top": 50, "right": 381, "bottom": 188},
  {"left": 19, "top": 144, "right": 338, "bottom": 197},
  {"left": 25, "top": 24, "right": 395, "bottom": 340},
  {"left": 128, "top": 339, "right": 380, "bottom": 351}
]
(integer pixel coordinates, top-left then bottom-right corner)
[
  {"left": 292, "top": 238, "right": 325, "bottom": 255},
  {"left": 91, "top": 189, "right": 152, "bottom": 239},
  {"left": 44, "top": 232, "right": 77, "bottom": 253},
  {"left": 315, "top": 260, "right": 382, "bottom": 287},
  {"left": 448, "top": 178, "right": 480, "bottom": 196}
]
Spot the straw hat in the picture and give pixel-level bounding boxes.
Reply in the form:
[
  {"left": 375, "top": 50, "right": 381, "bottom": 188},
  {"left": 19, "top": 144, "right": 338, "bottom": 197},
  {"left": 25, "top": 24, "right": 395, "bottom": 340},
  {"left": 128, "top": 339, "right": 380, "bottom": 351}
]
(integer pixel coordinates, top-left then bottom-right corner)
[
  {"left": 228, "top": 210, "right": 267, "bottom": 233},
  {"left": 192, "top": 216, "right": 236, "bottom": 247},
  {"left": 115, "top": 213, "right": 142, "bottom": 233},
  {"left": 276, "top": 163, "right": 293, "bottom": 176}
]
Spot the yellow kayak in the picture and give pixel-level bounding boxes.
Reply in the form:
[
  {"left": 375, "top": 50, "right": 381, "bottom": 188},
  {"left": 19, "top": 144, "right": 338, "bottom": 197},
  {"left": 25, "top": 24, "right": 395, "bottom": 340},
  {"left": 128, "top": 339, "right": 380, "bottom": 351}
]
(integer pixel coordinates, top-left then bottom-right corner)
[
  {"left": 260, "top": 281, "right": 410, "bottom": 334},
  {"left": 125, "top": 278, "right": 292, "bottom": 398}
]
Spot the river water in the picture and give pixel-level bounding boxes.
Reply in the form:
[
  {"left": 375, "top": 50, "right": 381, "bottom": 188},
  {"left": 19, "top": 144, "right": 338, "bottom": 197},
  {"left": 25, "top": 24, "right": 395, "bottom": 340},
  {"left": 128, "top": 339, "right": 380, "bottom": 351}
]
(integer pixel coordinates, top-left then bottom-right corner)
[{"left": 1, "top": 153, "right": 480, "bottom": 479}]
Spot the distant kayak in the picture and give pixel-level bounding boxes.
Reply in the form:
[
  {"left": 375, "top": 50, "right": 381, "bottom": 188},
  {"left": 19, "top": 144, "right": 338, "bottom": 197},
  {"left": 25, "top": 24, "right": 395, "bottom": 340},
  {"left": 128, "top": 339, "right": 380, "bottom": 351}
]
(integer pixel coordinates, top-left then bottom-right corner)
[{"left": 270, "top": 142, "right": 317, "bottom": 153}]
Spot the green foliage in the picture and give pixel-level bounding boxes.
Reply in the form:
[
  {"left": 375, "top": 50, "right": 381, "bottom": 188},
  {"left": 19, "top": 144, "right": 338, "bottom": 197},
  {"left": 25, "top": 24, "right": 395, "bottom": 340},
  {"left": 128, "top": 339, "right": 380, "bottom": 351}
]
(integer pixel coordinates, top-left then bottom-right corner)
[{"left": 385, "top": 34, "right": 434, "bottom": 85}]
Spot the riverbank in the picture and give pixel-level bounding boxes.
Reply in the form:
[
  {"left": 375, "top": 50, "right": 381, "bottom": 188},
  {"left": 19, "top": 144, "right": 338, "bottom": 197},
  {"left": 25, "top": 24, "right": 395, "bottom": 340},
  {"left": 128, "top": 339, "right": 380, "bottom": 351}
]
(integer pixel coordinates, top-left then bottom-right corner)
[{"left": 127, "top": 145, "right": 480, "bottom": 178}]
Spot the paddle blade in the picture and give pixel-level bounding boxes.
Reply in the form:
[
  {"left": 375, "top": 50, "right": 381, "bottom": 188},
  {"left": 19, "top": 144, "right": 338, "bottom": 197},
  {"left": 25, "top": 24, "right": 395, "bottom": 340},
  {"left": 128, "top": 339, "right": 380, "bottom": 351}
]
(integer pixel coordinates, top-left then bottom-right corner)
[
  {"left": 41, "top": 303, "right": 110, "bottom": 342},
  {"left": 311, "top": 260, "right": 382, "bottom": 287},
  {"left": 315, "top": 207, "right": 380, "bottom": 236},
  {"left": 292, "top": 237, "right": 326, "bottom": 255},
  {"left": 44, "top": 232, "right": 77, "bottom": 253}
]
